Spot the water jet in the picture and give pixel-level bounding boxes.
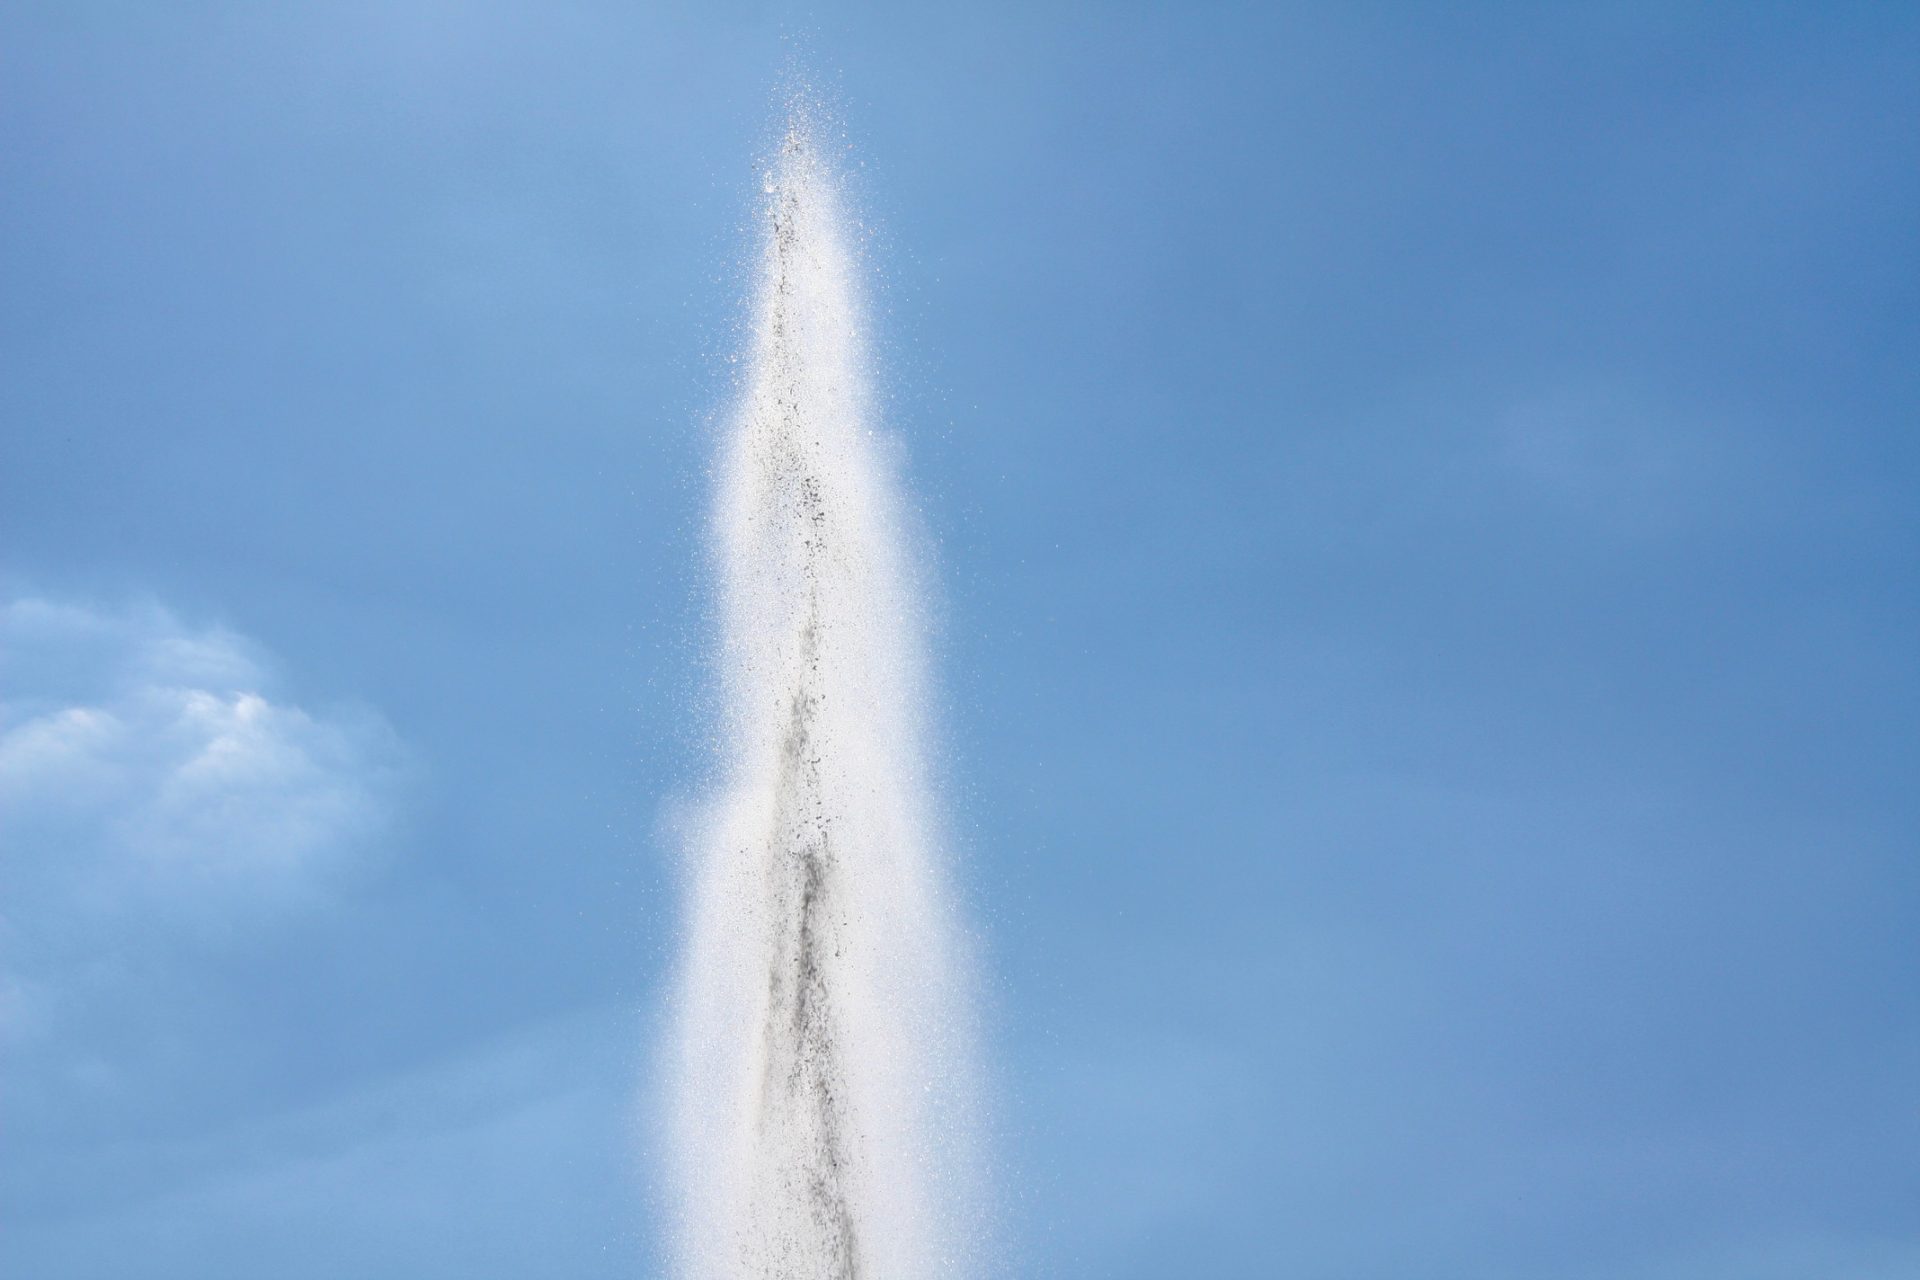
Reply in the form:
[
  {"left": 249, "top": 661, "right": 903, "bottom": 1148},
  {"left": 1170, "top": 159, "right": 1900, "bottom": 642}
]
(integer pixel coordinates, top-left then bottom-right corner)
[{"left": 665, "top": 102, "right": 983, "bottom": 1280}]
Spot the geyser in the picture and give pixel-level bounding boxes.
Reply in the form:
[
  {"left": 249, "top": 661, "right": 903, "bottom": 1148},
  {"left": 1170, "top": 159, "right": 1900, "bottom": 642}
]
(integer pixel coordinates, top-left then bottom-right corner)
[{"left": 664, "top": 106, "right": 983, "bottom": 1280}]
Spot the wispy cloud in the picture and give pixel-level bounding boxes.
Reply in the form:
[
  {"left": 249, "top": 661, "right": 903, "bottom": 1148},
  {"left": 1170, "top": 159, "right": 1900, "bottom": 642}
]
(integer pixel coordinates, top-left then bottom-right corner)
[
  {"left": 2, "top": 597, "right": 404, "bottom": 920},
  {"left": 1488, "top": 382, "right": 1761, "bottom": 537},
  {"left": 0, "top": 595, "right": 408, "bottom": 1102},
  {"left": 3, "top": 1005, "right": 644, "bottom": 1280}
]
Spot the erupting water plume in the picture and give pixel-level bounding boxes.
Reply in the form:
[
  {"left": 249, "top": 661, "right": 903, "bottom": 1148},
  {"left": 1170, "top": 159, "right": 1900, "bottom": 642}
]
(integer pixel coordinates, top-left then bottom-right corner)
[{"left": 664, "top": 103, "right": 984, "bottom": 1280}]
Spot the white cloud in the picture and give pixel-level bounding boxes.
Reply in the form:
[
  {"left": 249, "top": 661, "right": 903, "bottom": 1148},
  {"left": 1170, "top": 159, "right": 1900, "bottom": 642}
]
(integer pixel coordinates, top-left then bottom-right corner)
[
  {"left": 0, "top": 595, "right": 407, "bottom": 1036},
  {"left": 2, "top": 596, "right": 402, "bottom": 902}
]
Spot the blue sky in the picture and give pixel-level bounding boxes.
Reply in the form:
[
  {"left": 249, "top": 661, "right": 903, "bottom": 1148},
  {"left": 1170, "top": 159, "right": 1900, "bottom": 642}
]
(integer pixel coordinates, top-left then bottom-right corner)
[{"left": 3, "top": 3, "right": 1916, "bottom": 1277}]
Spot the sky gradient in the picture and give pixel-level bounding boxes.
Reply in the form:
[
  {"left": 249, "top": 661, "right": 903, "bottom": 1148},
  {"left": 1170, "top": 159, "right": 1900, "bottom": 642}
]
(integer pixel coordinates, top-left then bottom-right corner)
[{"left": 3, "top": 4, "right": 1917, "bottom": 1277}]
